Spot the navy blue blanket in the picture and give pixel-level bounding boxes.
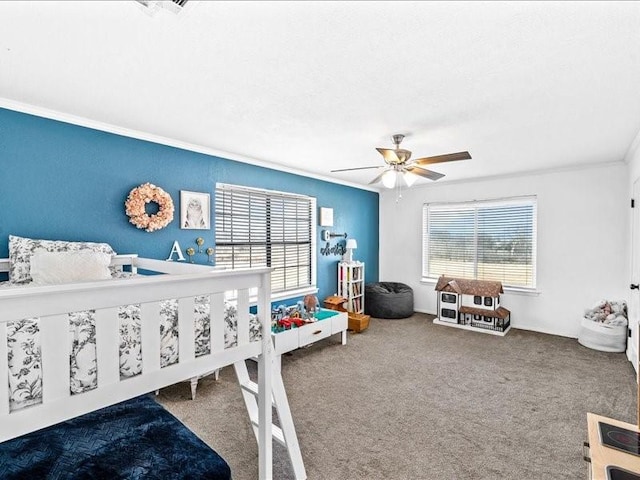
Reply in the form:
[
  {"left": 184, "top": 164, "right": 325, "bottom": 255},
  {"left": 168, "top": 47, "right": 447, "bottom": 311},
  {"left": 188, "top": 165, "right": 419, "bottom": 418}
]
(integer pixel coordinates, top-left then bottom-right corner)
[{"left": 0, "top": 395, "right": 231, "bottom": 480}]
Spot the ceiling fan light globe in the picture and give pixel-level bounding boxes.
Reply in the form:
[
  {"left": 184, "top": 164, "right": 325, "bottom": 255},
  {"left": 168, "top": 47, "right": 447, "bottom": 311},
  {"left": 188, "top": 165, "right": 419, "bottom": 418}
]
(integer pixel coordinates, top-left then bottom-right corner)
[
  {"left": 403, "top": 171, "right": 419, "bottom": 187},
  {"left": 382, "top": 170, "right": 397, "bottom": 188}
]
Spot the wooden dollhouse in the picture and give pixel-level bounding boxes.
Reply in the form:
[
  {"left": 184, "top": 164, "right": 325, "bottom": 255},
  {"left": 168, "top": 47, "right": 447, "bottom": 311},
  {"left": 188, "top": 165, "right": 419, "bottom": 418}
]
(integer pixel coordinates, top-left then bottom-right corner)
[{"left": 434, "top": 276, "right": 511, "bottom": 336}]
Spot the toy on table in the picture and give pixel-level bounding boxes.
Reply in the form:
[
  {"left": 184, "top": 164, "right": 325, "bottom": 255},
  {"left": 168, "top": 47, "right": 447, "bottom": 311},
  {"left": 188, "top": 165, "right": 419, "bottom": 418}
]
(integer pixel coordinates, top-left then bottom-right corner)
[
  {"left": 296, "top": 300, "right": 305, "bottom": 314},
  {"left": 272, "top": 302, "right": 317, "bottom": 332},
  {"left": 269, "top": 296, "right": 330, "bottom": 333},
  {"left": 271, "top": 304, "right": 289, "bottom": 332},
  {"left": 277, "top": 317, "right": 306, "bottom": 330},
  {"left": 303, "top": 294, "right": 320, "bottom": 319}
]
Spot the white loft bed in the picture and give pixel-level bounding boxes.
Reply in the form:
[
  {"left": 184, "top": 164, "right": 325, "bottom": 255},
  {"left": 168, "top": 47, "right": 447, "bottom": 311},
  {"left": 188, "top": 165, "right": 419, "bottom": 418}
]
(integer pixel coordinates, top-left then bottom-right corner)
[{"left": 0, "top": 254, "right": 278, "bottom": 479}]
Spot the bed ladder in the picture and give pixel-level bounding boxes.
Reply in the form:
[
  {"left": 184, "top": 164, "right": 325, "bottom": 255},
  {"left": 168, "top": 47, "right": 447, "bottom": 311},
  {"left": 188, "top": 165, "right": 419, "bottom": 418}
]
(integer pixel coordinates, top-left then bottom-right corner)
[{"left": 234, "top": 360, "right": 307, "bottom": 480}]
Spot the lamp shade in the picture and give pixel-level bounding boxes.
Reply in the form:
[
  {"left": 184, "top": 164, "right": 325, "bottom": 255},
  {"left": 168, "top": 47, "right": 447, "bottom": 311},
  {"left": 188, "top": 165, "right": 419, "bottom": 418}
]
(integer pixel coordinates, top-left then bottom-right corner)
[{"left": 346, "top": 238, "right": 358, "bottom": 250}]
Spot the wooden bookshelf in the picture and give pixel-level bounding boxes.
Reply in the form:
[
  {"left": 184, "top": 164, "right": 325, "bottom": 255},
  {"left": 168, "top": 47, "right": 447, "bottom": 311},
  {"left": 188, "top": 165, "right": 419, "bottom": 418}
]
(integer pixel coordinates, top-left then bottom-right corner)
[{"left": 337, "top": 261, "right": 365, "bottom": 314}]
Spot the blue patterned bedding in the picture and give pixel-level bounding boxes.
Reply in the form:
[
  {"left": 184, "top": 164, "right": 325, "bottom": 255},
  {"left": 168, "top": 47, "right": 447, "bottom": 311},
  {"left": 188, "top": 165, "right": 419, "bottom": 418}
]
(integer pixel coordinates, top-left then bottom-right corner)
[
  {"left": 0, "top": 395, "right": 232, "bottom": 480},
  {"left": 2, "top": 280, "right": 262, "bottom": 412}
]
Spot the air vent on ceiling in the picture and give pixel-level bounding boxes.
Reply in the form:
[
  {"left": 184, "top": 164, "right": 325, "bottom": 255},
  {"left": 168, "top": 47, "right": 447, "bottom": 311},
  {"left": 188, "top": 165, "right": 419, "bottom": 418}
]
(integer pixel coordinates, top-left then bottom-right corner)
[{"left": 135, "top": 0, "right": 189, "bottom": 15}]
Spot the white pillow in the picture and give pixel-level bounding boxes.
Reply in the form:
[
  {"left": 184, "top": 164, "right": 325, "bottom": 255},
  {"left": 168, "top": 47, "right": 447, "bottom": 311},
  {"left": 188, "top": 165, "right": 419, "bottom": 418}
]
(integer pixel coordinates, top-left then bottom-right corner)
[
  {"left": 8, "top": 235, "right": 117, "bottom": 284},
  {"left": 30, "top": 251, "right": 113, "bottom": 285}
]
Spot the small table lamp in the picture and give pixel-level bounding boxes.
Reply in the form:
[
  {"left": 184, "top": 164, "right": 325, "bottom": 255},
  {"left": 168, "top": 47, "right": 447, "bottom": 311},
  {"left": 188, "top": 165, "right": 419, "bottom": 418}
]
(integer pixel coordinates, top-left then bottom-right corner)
[{"left": 344, "top": 238, "right": 358, "bottom": 263}]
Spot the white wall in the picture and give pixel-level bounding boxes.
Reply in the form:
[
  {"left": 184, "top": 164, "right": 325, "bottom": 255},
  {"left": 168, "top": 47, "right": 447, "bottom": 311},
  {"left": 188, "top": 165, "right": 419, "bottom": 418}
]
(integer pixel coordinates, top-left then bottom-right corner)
[{"left": 379, "top": 163, "right": 628, "bottom": 338}]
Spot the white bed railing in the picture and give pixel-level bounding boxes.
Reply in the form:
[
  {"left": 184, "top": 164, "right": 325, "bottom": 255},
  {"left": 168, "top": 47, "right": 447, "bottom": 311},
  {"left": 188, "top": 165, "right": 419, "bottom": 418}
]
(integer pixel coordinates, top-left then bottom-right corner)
[{"left": 0, "top": 255, "right": 274, "bottom": 480}]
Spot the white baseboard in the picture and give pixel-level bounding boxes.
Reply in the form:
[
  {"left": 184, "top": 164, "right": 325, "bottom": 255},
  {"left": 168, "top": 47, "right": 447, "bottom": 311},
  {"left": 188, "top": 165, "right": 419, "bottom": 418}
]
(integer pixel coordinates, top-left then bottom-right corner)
[
  {"left": 627, "top": 344, "right": 638, "bottom": 375},
  {"left": 413, "top": 308, "right": 578, "bottom": 339},
  {"left": 417, "top": 309, "right": 637, "bottom": 374}
]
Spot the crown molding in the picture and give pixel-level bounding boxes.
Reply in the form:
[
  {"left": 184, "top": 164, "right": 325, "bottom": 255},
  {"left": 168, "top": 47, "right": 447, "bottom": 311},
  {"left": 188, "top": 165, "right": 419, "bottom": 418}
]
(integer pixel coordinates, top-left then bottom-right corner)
[
  {"left": 0, "top": 97, "right": 379, "bottom": 193},
  {"left": 3, "top": 97, "right": 620, "bottom": 194},
  {"left": 399, "top": 159, "right": 626, "bottom": 191}
]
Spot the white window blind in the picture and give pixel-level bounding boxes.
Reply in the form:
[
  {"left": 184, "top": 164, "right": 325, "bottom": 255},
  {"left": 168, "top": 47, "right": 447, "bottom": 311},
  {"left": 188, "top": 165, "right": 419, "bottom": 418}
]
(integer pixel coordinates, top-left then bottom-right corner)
[
  {"left": 215, "top": 183, "right": 316, "bottom": 294},
  {"left": 423, "top": 197, "right": 537, "bottom": 288}
]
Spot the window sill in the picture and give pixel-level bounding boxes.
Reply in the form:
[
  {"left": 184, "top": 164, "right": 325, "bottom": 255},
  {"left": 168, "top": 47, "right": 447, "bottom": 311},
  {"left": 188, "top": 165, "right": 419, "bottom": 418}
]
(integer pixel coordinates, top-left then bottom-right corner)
[
  {"left": 420, "top": 277, "right": 540, "bottom": 296},
  {"left": 227, "top": 286, "right": 319, "bottom": 306},
  {"left": 502, "top": 285, "right": 540, "bottom": 297},
  {"left": 271, "top": 286, "right": 319, "bottom": 303}
]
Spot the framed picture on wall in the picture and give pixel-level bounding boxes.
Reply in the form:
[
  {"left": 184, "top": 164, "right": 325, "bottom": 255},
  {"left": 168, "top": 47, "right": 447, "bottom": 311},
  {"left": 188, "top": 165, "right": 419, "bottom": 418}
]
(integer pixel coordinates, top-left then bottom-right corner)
[
  {"left": 319, "top": 207, "right": 334, "bottom": 227},
  {"left": 180, "top": 191, "right": 211, "bottom": 230}
]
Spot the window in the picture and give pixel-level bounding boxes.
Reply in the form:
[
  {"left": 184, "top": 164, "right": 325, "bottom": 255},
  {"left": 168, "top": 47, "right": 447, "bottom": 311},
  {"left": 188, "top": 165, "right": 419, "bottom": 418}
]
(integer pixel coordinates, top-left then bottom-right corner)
[
  {"left": 215, "top": 183, "right": 316, "bottom": 296},
  {"left": 423, "top": 196, "right": 537, "bottom": 289},
  {"left": 441, "top": 293, "right": 457, "bottom": 303},
  {"left": 441, "top": 308, "right": 457, "bottom": 319}
]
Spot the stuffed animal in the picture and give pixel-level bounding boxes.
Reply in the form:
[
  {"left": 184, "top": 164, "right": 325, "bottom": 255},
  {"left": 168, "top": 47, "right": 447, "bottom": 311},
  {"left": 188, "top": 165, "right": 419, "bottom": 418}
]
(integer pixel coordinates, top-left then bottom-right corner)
[
  {"left": 584, "top": 300, "right": 628, "bottom": 326},
  {"left": 303, "top": 294, "right": 319, "bottom": 315}
]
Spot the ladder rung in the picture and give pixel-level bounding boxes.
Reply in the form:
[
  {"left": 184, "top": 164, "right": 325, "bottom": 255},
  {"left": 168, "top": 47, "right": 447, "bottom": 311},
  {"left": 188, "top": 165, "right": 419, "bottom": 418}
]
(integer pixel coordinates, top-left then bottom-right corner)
[
  {"left": 240, "top": 380, "right": 259, "bottom": 396},
  {"left": 240, "top": 381, "right": 276, "bottom": 407},
  {"left": 234, "top": 360, "right": 306, "bottom": 479},
  {"left": 251, "top": 420, "right": 286, "bottom": 446}
]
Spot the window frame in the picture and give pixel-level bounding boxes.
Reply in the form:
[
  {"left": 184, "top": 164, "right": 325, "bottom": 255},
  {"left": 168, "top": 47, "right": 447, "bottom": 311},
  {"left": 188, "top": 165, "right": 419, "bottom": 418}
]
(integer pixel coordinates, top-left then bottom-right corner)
[
  {"left": 214, "top": 182, "right": 318, "bottom": 301},
  {"left": 422, "top": 196, "right": 537, "bottom": 290}
]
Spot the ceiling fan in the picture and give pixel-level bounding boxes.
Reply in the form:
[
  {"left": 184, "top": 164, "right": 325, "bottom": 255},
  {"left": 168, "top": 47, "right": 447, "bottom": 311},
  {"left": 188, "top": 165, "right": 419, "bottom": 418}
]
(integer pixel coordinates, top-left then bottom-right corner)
[{"left": 331, "top": 134, "right": 471, "bottom": 188}]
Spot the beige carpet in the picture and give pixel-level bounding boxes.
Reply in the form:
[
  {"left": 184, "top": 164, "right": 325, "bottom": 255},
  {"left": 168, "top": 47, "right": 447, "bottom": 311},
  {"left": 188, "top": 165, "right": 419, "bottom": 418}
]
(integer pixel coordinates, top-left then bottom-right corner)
[{"left": 157, "top": 313, "right": 637, "bottom": 480}]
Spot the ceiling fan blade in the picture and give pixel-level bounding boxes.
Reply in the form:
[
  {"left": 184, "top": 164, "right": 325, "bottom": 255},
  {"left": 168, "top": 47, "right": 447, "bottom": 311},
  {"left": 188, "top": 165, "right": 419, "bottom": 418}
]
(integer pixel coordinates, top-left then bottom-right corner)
[
  {"left": 331, "top": 165, "right": 382, "bottom": 172},
  {"left": 406, "top": 166, "right": 445, "bottom": 181},
  {"left": 368, "top": 169, "right": 389, "bottom": 185},
  {"left": 413, "top": 151, "right": 472, "bottom": 166},
  {"left": 376, "top": 148, "right": 401, "bottom": 164}
]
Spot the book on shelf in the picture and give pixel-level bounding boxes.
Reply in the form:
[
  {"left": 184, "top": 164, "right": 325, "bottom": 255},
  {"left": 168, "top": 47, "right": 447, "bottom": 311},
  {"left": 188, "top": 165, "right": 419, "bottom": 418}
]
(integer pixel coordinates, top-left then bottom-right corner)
[{"left": 352, "top": 297, "right": 360, "bottom": 313}]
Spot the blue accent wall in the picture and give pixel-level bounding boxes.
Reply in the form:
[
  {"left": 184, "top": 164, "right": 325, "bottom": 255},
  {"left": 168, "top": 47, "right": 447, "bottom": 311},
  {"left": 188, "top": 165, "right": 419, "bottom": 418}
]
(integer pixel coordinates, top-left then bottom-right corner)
[{"left": 0, "top": 107, "right": 379, "bottom": 303}]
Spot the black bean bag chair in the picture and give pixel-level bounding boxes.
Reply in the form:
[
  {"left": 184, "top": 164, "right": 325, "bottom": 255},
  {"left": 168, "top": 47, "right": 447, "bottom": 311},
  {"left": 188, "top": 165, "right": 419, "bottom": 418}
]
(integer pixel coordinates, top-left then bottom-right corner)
[{"left": 365, "top": 282, "right": 414, "bottom": 319}]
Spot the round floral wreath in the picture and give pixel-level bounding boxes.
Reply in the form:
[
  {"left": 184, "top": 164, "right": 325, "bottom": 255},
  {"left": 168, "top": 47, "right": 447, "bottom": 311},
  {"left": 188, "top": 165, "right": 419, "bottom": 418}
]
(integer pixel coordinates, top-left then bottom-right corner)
[{"left": 125, "top": 182, "right": 175, "bottom": 232}]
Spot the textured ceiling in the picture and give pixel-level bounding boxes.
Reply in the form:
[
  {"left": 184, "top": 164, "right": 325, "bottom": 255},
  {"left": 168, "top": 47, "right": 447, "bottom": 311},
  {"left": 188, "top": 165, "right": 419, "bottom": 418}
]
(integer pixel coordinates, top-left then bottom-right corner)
[{"left": 2, "top": 1, "right": 640, "bottom": 189}]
